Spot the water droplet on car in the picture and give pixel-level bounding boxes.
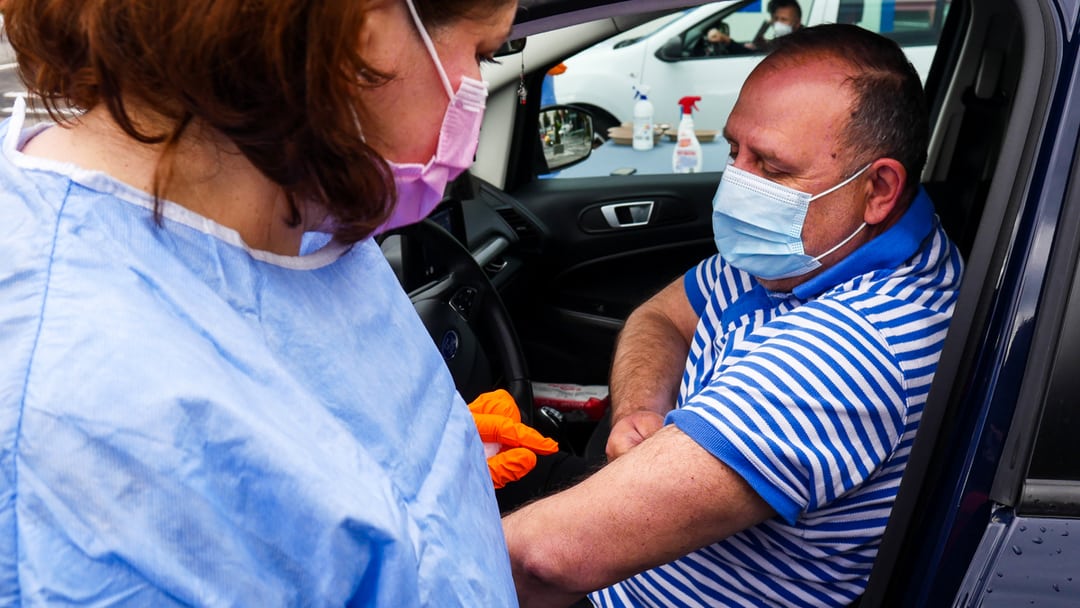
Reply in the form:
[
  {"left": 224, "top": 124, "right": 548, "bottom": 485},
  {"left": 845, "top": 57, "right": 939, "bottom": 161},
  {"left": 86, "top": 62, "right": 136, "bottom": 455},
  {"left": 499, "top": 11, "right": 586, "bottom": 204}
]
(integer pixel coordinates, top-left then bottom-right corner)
[
  {"left": 1020, "top": 525, "right": 1027, "bottom": 531},
  {"left": 1041, "top": 526, "right": 1047, "bottom": 533},
  {"left": 1033, "top": 537, "right": 1044, "bottom": 544},
  {"left": 1053, "top": 584, "right": 1061, "bottom": 592},
  {"left": 1013, "top": 545, "right": 1023, "bottom": 555}
]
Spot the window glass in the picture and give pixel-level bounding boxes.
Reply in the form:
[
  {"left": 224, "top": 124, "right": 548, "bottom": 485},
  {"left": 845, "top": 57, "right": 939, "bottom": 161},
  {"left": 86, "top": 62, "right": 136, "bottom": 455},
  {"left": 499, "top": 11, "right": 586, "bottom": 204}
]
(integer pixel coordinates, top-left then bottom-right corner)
[
  {"left": 541, "top": 0, "right": 951, "bottom": 179},
  {"left": 1028, "top": 250, "right": 1080, "bottom": 481},
  {"left": 840, "top": 0, "right": 952, "bottom": 45}
]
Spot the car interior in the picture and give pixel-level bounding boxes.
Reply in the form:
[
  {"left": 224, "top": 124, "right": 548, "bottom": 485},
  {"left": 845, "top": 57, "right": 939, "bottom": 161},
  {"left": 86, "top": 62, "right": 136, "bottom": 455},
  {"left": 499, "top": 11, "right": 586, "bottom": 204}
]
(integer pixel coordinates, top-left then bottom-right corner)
[
  {"left": 380, "top": 0, "right": 1076, "bottom": 603},
  {"left": 680, "top": 16, "right": 739, "bottom": 57},
  {"left": 0, "top": 0, "right": 1073, "bottom": 602}
]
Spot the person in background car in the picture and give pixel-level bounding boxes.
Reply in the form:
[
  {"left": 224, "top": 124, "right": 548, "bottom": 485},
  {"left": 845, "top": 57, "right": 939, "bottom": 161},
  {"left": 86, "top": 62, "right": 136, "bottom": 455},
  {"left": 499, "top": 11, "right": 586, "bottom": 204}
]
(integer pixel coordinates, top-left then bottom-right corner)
[
  {"left": 698, "top": 0, "right": 802, "bottom": 56},
  {"left": 503, "top": 24, "right": 964, "bottom": 608},
  {"left": 749, "top": 0, "right": 804, "bottom": 51},
  {"left": 0, "top": 0, "right": 524, "bottom": 604},
  {"left": 694, "top": 25, "right": 754, "bottom": 56}
]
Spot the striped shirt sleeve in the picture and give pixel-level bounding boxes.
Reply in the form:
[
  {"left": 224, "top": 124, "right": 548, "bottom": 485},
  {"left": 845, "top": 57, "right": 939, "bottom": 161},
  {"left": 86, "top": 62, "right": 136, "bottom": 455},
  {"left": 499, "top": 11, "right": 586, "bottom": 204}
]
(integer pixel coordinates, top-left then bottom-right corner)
[
  {"left": 668, "top": 297, "right": 907, "bottom": 524},
  {"left": 684, "top": 256, "right": 718, "bottom": 317},
  {"left": 684, "top": 254, "right": 758, "bottom": 319}
]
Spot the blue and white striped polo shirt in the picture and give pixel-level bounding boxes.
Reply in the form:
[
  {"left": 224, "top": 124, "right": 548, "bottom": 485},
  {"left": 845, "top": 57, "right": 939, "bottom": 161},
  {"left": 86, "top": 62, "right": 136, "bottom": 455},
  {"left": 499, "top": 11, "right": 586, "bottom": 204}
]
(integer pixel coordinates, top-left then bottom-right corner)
[{"left": 591, "top": 189, "right": 963, "bottom": 607}]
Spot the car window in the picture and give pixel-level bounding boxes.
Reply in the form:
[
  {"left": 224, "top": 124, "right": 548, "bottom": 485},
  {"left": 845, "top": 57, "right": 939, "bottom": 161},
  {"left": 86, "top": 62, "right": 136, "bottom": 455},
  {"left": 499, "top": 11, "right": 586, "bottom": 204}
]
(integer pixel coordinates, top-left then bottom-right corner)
[
  {"left": 540, "top": 0, "right": 951, "bottom": 180},
  {"left": 1027, "top": 257, "right": 1080, "bottom": 482},
  {"left": 839, "top": 0, "right": 952, "bottom": 46}
]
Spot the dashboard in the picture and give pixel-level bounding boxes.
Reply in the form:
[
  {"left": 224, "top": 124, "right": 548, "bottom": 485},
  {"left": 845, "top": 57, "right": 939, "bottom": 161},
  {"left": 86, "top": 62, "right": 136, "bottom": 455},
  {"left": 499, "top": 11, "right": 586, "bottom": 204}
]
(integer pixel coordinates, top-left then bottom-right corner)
[{"left": 379, "top": 181, "right": 521, "bottom": 296}]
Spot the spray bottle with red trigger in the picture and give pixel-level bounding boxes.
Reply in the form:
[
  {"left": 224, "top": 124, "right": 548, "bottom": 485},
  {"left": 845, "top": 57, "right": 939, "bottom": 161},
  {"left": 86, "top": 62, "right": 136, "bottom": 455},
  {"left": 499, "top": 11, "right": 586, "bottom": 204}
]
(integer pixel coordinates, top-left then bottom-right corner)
[{"left": 672, "top": 96, "right": 703, "bottom": 174}]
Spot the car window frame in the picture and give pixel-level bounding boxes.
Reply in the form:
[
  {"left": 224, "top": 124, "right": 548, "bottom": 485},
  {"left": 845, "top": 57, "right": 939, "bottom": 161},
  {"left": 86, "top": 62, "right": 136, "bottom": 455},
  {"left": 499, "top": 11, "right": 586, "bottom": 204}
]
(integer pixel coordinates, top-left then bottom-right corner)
[
  {"left": 672, "top": 0, "right": 764, "bottom": 60},
  {"left": 863, "top": 0, "right": 1065, "bottom": 602},
  {"left": 1008, "top": 93, "right": 1080, "bottom": 510}
]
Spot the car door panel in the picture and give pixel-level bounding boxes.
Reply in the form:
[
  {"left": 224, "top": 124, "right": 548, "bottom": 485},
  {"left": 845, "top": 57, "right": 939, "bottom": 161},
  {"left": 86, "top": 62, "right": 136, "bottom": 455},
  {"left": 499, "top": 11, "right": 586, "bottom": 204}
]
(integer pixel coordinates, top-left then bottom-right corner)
[
  {"left": 496, "top": 174, "right": 719, "bottom": 384},
  {"left": 954, "top": 514, "right": 1080, "bottom": 605}
]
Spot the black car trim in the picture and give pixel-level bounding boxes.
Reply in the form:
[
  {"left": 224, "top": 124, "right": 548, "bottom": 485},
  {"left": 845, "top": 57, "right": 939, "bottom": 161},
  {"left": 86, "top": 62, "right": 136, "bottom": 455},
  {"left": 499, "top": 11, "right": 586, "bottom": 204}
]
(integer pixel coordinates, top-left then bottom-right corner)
[
  {"left": 864, "top": 0, "right": 1060, "bottom": 603},
  {"left": 1021, "top": 480, "right": 1080, "bottom": 516}
]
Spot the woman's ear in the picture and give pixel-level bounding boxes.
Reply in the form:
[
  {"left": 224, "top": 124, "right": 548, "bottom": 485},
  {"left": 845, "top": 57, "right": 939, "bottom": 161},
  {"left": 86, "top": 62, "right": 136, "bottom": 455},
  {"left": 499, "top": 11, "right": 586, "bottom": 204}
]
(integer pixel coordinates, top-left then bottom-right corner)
[
  {"left": 863, "top": 158, "right": 907, "bottom": 225},
  {"left": 355, "top": 0, "right": 403, "bottom": 77}
]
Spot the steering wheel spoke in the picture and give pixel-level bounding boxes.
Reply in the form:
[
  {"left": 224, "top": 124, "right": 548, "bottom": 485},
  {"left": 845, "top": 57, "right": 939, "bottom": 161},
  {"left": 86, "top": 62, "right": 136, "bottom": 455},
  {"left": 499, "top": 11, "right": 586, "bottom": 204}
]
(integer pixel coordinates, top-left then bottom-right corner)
[{"left": 393, "top": 219, "right": 534, "bottom": 423}]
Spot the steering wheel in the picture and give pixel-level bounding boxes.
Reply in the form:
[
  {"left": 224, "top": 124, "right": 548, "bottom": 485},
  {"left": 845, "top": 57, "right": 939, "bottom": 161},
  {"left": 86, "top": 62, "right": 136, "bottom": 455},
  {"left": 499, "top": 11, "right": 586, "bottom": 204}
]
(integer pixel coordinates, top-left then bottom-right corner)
[{"left": 393, "top": 218, "right": 535, "bottom": 425}]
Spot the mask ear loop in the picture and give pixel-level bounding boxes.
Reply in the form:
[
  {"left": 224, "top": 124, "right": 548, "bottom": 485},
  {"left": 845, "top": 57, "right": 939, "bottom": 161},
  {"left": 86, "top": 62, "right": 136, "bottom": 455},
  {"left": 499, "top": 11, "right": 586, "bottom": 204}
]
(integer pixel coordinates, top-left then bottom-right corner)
[
  {"left": 404, "top": 0, "right": 455, "bottom": 100},
  {"left": 812, "top": 222, "right": 867, "bottom": 262},
  {"left": 808, "top": 161, "right": 874, "bottom": 261},
  {"left": 809, "top": 162, "right": 873, "bottom": 201}
]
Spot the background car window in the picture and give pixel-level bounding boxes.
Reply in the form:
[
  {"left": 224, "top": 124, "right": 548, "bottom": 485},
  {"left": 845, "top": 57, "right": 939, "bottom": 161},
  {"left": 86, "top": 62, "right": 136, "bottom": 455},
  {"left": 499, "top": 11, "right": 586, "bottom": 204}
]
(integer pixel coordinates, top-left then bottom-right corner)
[
  {"left": 541, "top": 0, "right": 950, "bottom": 180},
  {"left": 839, "top": 0, "right": 952, "bottom": 45}
]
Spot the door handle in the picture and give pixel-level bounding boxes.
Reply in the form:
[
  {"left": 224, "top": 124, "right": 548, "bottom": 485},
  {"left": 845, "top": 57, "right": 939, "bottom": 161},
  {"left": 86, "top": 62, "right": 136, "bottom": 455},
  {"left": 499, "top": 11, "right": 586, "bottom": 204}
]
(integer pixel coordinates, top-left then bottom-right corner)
[{"left": 600, "top": 201, "right": 654, "bottom": 229}]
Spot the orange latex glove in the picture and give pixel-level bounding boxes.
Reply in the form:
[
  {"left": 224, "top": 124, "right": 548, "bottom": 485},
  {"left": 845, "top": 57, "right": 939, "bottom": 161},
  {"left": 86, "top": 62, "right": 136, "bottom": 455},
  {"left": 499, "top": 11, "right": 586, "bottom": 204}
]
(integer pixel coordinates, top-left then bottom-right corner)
[{"left": 468, "top": 389, "right": 559, "bottom": 489}]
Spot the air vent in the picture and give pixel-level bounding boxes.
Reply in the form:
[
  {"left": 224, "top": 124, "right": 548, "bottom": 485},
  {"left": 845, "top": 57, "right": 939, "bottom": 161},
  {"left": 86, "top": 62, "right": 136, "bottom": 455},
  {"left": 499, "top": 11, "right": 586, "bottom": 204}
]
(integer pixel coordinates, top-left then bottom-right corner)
[{"left": 496, "top": 207, "right": 540, "bottom": 248}]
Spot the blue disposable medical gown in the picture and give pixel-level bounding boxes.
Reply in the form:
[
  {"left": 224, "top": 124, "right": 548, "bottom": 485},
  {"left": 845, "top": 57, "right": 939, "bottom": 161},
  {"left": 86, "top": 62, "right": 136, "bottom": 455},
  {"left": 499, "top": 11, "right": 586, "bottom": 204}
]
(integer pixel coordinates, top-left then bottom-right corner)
[{"left": 0, "top": 106, "right": 518, "bottom": 606}]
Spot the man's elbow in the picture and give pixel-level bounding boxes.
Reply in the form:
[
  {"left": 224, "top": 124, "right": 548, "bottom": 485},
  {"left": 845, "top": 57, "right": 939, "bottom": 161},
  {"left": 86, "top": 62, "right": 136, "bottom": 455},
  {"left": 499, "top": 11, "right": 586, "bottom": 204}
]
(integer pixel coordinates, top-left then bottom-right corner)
[{"left": 508, "top": 524, "right": 612, "bottom": 603}]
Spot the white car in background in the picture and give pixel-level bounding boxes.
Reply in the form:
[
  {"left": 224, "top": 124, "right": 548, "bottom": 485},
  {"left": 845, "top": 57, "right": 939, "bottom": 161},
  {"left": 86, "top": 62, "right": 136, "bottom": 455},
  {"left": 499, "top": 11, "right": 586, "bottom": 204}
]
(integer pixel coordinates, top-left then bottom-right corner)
[{"left": 549, "top": 0, "right": 950, "bottom": 135}]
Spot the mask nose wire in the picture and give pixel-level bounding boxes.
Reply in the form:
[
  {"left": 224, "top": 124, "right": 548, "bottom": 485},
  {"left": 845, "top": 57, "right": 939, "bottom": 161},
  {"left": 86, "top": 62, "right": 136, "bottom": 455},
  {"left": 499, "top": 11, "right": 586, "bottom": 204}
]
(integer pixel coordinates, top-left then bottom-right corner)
[{"left": 404, "top": 0, "right": 455, "bottom": 100}]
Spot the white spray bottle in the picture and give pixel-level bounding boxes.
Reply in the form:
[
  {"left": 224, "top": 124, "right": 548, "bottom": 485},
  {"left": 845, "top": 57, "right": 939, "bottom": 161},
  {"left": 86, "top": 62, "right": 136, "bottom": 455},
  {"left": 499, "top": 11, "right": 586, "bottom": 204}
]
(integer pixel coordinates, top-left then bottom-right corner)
[
  {"left": 672, "top": 96, "right": 703, "bottom": 173},
  {"left": 632, "top": 85, "right": 655, "bottom": 151}
]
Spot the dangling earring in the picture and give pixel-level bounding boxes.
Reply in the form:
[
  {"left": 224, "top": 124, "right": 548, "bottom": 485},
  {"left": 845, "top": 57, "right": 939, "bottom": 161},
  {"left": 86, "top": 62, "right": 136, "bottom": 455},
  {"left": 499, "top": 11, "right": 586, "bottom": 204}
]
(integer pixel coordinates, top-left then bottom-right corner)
[
  {"left": 517, "top": 52, "right": 528, "bottom": 105},
  {"left": 349, "top": 105, "right": 366, "bottom": 143}
]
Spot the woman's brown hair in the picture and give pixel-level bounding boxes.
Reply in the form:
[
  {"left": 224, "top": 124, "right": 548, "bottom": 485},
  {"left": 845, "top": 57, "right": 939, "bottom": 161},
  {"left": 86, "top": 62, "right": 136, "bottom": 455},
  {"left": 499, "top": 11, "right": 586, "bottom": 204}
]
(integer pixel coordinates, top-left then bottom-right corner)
[{"left": 3, "top": 0, "right": 512, "bottom": 243}]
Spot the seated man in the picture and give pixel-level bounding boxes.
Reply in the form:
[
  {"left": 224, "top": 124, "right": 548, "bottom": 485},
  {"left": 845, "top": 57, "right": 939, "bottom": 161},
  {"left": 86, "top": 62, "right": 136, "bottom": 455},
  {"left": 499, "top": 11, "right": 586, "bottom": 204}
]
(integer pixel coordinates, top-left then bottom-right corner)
[{"left": 503, "top": 23, "right": 963, "bottom": 608}]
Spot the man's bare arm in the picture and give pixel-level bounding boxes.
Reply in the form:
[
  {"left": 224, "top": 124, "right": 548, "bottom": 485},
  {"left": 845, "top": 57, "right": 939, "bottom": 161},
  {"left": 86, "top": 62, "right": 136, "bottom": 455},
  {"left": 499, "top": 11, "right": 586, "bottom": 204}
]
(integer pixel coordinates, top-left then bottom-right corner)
[
  {"left": 606, "top": 276, "right": 700, "bottom": 459},
  {"left": 504, "top": 425, "right": 776, "bottom": 608}
]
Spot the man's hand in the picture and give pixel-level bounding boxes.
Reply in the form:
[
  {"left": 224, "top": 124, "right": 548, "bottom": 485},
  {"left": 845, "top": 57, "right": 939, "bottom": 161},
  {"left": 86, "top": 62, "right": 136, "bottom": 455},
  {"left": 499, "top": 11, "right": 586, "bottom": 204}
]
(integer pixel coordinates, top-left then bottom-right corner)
[
  {"left": 605, "top": 410, "right": 665, "bottom": 460},
  {"left": 706, "top": 27, "right": 731, "bottom": 44},
  {"left": 469, "top": 390, "right": 559, "bottom": 489},
  {"left": 606, "top": 276, "right": 699, "bottom": 461}
]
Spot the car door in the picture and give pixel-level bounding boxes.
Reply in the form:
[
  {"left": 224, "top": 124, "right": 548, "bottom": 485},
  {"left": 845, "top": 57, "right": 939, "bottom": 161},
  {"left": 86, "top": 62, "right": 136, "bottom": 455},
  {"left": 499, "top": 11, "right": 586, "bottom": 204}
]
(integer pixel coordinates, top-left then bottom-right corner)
[
  {"left": 478, "top": 164, "right": 721, "bottom": 387},
  {"left": 469, "top": 19, "right": 723, "bottom": 388},
  {"left": 472, "top": 0, "right": 952, "bottom": 391},
  {"left": 477, "top": 4, "right": 781, "bottom": 391},
  {"left": 856, "top": 0, "right": 1080, "bottom": 603}
]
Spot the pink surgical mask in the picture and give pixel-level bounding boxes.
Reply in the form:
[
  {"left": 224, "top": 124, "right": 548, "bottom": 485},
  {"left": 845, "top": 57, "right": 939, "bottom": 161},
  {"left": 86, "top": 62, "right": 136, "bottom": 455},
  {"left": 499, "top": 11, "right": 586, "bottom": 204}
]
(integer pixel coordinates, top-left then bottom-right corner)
[{"left": 374, "top": 0, "right": 489, "bottom": 234}]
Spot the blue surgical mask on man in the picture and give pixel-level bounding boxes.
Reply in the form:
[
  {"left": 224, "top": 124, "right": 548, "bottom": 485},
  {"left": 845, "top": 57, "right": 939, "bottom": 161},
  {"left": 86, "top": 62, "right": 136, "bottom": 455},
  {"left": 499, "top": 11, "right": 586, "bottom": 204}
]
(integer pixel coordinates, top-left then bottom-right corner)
[{"left": 712, "top": 162, "right": 871, "bottom": 281}]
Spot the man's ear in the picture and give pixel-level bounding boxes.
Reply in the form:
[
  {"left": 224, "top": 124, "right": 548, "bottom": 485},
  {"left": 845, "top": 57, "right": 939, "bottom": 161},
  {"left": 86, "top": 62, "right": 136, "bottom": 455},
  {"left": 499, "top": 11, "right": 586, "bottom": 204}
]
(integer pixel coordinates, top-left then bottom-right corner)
[{"left": 863, "top": 158, "right": 907, "bottom": 225}]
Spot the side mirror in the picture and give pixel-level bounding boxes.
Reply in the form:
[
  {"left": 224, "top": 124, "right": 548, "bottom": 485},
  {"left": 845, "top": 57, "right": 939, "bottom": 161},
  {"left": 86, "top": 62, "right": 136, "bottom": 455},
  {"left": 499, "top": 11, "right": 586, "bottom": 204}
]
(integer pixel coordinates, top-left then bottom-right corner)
[
  {"left": 539, "top": 106, "right": 594, "bottom": 171},
  {"left": 495, "top": 37, "right": 527, "bottom": 57},
  {"left": 656, "top": 36, "right": 684, "bottom": 62}
]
